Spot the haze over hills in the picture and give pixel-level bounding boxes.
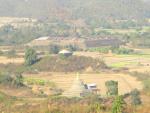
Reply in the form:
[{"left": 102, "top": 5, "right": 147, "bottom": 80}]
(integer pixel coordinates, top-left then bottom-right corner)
[
  {"left": 0, "top": 0, "right": 150, "bottom": 47},
  {"left": 0, "top": 0, "right": 150, "bottom": 20}
]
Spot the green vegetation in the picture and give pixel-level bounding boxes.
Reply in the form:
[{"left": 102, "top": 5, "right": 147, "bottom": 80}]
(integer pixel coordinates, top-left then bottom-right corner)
[
  {"left": 49, "top": 44, "right": 60, "bottom": 54},
  {"left": 65, "top": 44, "right": 78, "bottom": 52},
  {"left": 112, "top": 96, "right": 125, "bottom": 113},
  {"left": 25, "top": 48, "right": 37, "bottom": 66},
  {"left": 105, "top": 81, "right": 118, "bottom": 96},
  {"left": 89, "top": 47, "right": 111, "bottom": 54},
  {"left": 89, "top": 47, "right": 134, "bottom": 55},
  {"left": 130, "top": 72, "right": 150, "bottom": 95},
  {"left": 110, "top": 62, "right": 131, "bottom": 68},
  {"left": 0, "top": 1, "right": 149, "bottom": 48},
  {"left": 0, "top": 73, "right": 24, "bottom": 87},
  {"left": 24, "top": 77, "right": 56, "bottom": 87},
  {"left": 130, "top": 89, "right": 142, "bottom": 106},
  {"left": 143, "top": 79, "right": 150, "bottom": 95}
]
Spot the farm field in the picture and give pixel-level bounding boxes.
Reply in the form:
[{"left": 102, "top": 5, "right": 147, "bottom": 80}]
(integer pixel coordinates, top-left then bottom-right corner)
[
  {"left": 23, "top": 72, "right": 143, "bottom": 96},
  {"left": 94, "top": 26, "right": 150, "bottom": 35},
  {"left": 0, "top": 0, "right": 150, "bottom": 112},
  {"left": 74, "top": 51, "right": 150, "bottom": 69},
  {"left": 0, "top": 17, "right": 37, "bottom": 28},
  {"left": 0, "top": 56, "right": 24, "bottom": 64},
  {"left": 0, "top": 46, "right": 149, "bottom": 113}
]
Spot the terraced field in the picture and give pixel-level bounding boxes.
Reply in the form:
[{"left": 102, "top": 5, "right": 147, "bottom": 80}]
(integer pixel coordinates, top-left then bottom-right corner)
[{"left": 0, "top": 56, "right": 24, "bottom": 64}]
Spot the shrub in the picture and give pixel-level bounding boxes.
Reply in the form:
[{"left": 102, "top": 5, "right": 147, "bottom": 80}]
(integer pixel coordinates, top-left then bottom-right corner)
[
  {"left": 105, "top": 80, "right": 118, "bottom": 96},
  {"left": 0, "top": 73, "right": 24, "bottom": 87},
  {"left": 130, "top": 89, "right": 142, "bottom": 106}
]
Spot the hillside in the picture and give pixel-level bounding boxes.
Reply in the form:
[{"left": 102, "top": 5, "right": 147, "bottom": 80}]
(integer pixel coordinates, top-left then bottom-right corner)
[
  {"left": 0, "top": 0, "right": 150, "bottom": 20},
  {"left": 32, "top": 56, "right": 108, "bottom": 72}
]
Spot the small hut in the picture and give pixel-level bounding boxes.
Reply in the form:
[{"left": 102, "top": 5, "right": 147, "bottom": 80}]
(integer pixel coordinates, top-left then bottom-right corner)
[{"left": 62, "top": 74, "right": 89, "bottom": 97}]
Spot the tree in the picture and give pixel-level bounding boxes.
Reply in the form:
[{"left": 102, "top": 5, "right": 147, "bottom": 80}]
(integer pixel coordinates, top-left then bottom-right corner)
[
  {"left": 130, "top": 89, "right": 142, "bottom": 106},
  {"left": 0, "top": 72, "right": 24, "bottom": 88},
  {"left": 65, "top": 44, "right": 77, "bottom": 52},
  {"left": 49, "top": 44, "right": 60, "bottom": 54},
  {"left": 112, "top": 96, "right": 125, "bottom": 113},
  {"left": 105, "top": 80, "right": 118, "bottom": 96},
  {"left": 25, "top": 48, "right": 37, "bottom": 66}
]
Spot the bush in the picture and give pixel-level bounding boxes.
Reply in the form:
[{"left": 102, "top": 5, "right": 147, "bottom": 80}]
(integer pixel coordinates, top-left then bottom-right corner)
[
  {"left": 13, "top": 74, "right": 24, "bottom": 87},
  {"left": 105, "top": 80, "right": 118, "bottom": 96},
  {"left": 130, "top": 89, "right": 142, "bottom": 106}
]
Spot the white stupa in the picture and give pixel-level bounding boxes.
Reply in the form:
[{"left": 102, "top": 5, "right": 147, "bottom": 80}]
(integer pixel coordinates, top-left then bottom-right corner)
[{"left": 62, "top": 73, "right": 88, "bottom": 97}]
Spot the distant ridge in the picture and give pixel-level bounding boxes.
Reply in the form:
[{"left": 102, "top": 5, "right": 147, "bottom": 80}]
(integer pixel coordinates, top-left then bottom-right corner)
[{"left": 0, "top": 0, "right": 149, "bottom": 20}]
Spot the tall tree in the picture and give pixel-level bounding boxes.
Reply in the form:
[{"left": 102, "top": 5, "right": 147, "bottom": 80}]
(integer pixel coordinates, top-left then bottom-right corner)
[{"left": 25, "top": 48, "right": 37, "bottom": 66}]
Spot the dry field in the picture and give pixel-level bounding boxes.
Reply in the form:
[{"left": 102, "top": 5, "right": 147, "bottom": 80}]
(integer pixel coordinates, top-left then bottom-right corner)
[
  {"left": 0, "top": 56, "right": 24, "bottom": 64},
  {"left": 24, "top": 72, "right": 143, "bottom": 96}
]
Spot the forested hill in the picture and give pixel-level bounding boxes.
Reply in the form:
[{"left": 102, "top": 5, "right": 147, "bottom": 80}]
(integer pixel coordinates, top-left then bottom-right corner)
[{"left": 0, "top": 0, "right": 150, "bottom": 20}]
